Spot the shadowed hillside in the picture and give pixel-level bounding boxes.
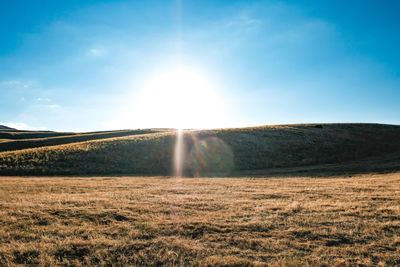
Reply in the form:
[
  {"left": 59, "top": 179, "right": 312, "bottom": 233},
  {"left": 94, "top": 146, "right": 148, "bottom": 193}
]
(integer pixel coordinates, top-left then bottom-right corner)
[
  {"left": 0, "top": 129, "right": 169, "bottom": 152},
  {"left": 1, "top": 123, "right": 400, "bottom": 176},
  {"left": 0, "top": 125, "right": 15, "bottom": 130}
]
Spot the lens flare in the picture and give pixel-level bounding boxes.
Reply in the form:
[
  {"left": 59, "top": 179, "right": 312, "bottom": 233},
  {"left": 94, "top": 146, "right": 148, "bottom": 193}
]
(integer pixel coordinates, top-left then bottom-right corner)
[
  {"left": 189, "top": 136, "right": 234, "bottom": 177},
  {"left": 173, "top": 131, "right": 235, "bottom": 177}
]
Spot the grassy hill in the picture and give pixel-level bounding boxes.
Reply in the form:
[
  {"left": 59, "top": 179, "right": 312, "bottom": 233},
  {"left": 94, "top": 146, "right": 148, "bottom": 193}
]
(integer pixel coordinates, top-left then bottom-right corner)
[
  {"left": 0, "top": 129, "right": 168, "bottom": 152},
  {"left": 1, "top": 123, "right": 400, "bottom": 176}
]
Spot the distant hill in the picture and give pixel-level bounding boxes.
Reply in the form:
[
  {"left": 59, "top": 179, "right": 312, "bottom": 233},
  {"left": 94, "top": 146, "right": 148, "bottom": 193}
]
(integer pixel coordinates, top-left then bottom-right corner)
[
  {"left": 0, "top": 125, "right": 15, "bottom": 130},
  {"left": 0, "top": 129, "right": 167, "bottom": 152},
  {"left": 1, "top": 123, "right": 400, "bottom": 176}
]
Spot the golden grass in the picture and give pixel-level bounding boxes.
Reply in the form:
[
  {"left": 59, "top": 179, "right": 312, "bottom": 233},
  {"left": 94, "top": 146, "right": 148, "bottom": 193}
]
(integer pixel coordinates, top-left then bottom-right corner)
[{"left": 0, "top": 173, "right": 399, "bottom": 266}]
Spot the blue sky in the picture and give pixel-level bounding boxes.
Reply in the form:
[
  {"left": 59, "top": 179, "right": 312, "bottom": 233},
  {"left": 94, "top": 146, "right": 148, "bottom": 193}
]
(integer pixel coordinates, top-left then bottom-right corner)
[{"left": 1, "top": 0, "right": 399, "bottom": 131}]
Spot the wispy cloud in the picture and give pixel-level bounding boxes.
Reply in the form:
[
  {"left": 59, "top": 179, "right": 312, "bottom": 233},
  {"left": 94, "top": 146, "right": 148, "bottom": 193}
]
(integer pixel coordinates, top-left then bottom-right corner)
[
  {"left": 1, "top": 80, "right": 23, "bottom": 86},
  {"left": 35, "top": 103, "right": 61, "bottom": 110},
  {"left": 0, "top": 80, "right": 31, "bottom": 88},
  {"left": 36, "top": 97, "right": 51, "bottom": 103},
  {"left": 34, "top": 97, "right": 61, "bottom": 109},
  {"left": 47, "top": 104, "right": 61, "bottom": 109},
  {"left": 267, "top": 19, "right": 332, "bottom": 45},
  {"left": 88, "top": 47, "right": 106, "bottom": 57},
  {"left": 225, "top": 13, "right": 262, "bottom": 29}
]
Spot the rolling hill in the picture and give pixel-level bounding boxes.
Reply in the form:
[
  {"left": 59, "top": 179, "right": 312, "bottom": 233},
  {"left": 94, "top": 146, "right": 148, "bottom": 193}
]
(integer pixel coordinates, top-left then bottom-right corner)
[
  {"left": 0, "top": 125, "right": 15, "bottom": 130},
  {"left": 1, "top": 123, "right": 400, "bottom": 176},
  {"left": 0, "top": 129, "right": 169, "bottom": 152}
]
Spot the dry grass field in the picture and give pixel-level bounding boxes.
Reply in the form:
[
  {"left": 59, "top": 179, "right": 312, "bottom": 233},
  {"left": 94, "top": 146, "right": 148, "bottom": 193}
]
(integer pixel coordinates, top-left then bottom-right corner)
[{"left": 1, "top": 173, "right": 399, "bottom": 266}]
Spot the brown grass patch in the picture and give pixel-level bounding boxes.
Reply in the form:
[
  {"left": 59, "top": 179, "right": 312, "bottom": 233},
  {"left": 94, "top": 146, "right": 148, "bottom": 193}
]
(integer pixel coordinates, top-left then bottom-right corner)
[{"left": 0, "top": 173, "right": 399, "bottom": 266}]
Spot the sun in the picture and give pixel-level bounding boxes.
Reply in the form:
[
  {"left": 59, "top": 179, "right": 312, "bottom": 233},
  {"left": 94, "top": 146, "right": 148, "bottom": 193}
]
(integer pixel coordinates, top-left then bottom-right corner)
[{"left": 132, "top": 67, "right": 227, "bottom": 129}]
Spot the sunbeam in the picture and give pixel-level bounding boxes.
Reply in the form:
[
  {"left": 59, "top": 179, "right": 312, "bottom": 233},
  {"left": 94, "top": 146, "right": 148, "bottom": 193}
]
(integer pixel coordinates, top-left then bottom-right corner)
[{"left": 174, "top": 128, "right": 184, "bottom": 177}]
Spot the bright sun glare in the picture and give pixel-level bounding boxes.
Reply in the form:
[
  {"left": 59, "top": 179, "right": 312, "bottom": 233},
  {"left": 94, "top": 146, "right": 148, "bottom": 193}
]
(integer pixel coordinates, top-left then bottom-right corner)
[{"left": 132, "top": 67, "right": 227, "bottom": 129}]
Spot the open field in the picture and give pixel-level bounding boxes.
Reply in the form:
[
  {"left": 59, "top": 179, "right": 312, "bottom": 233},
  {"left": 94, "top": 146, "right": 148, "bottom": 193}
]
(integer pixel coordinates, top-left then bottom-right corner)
[{"left": 0, "top": 173, "right": 399, "bottom": 266}]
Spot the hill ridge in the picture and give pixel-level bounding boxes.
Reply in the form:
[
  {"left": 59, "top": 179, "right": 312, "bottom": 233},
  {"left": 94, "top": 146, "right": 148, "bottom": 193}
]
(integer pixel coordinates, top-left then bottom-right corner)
[{"left": 0, "top": 125, "right": 15, "bottom": 130}]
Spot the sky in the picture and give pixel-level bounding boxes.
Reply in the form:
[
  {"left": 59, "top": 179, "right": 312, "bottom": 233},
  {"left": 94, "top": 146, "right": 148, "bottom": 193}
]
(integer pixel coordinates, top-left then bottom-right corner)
[{"left": 0, "top": 0, "right": 399, "bottom": 131}]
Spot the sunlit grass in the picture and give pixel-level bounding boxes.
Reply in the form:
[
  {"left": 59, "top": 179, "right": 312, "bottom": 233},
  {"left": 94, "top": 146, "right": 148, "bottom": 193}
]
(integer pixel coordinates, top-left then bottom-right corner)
[{"left": 0, "top": 173, "right": 399, "bottom": 265}]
